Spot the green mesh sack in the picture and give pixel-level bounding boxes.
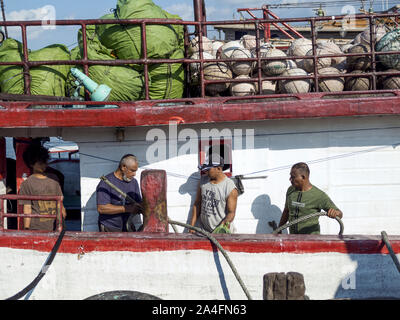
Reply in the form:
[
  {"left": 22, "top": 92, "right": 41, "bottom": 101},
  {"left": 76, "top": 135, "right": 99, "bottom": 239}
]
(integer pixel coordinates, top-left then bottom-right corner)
[
  {"left": 67, "top": 25, "right": 144, "bottom": 101},
  {"left": 96, "top": 0, "right": 180, "bottom": 60},
  {"left": 0, "top": 39, "right": 24, "bottom": 94},
  {"left": 148, "top": 48, "right": 184, "bottom": 99},
  {"left": 29, "top": 44, "right": 71, "bottom": 96},
  {"left": 0, "top": 38, "right": 70, "bottom": 96},
  {"left": 376, "top": 28, "right": 400, "bottom": 70}
]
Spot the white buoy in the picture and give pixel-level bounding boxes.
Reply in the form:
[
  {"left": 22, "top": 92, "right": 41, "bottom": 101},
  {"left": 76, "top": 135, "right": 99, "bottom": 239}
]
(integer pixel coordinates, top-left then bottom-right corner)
[
  {"left": 203, "top": 62, "right": 232, "bottom": 96},
  {"left": 354, "top": 25, "right": 387, "bottom": 47},
  {"left": 346, "top": 44, "right": 371, "bottom": 71},
  {"left": 230, "top": 75, "right": 256, "bottom": 96},
  {"left": 288, "top": 38, "right": 312, "bottom": 71},
  {"left": 230, "top": 47, "right": 253, "bottom": 76},
  {"left": 188, "top": 36, "right": 213, "bottom": 55},
  {"left": 345, "top": 70, "right": 371, "bottom": 91},
  {"left": 304, "top": 48, "right": 332, "bottom": 73},
  {"left": 212, "top": 41, "right": 224, "bottom": 57},
  {"left": 317, "top": 40, "right": 345, "bottom": 65},
  {"left": 252, "top": 74, "right": 276, "bottom": 94},
  {"left": 381, "top": 69, "right": 400, "bottom": 89},
  {"left": 220, "top": 40, "right": 244, "bottom": 59},
  {"left": 278, "top": 68, "right": 310, "bottom": 93},
  {"left": 318, "top": 67, "right": 344, "bottom": 92},
  {"left": 189, "top": 51, "right": 214, "bottom": 74},
  {"left": 262, "top": 48, "right": 287, "bottom": 75}
]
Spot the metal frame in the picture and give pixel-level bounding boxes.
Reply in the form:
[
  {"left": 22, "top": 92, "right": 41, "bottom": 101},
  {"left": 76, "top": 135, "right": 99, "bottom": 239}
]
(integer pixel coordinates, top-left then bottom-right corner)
[{"left": 0, "top": 8, "right": 400, "bottom": 127}]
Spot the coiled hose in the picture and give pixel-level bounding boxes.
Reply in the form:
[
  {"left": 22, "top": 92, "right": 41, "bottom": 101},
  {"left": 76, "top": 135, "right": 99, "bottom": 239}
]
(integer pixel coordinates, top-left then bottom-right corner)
[{"left": 272, "top": 212, "right": 344, "bottom": 235}]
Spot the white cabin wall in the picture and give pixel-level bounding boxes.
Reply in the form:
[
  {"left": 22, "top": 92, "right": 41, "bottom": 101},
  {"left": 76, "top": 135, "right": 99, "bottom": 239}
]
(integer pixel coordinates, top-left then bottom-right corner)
[{"left": 62, "top": 115, "right": 400, "bottom": 235}]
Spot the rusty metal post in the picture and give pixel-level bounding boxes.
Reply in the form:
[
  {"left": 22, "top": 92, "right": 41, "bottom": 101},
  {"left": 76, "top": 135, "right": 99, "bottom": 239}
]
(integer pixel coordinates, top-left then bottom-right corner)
[
  {"left": 141, "top": 21, "right": 150, "bottom": 100},
  {"left": 0, "top": 0, "right": 8, "bottom": 38},
  {"left": 310, "top": 18, "right": 319, "bottom": 92},
  {"left": 140, "top": 169, "right": 168, "bottom": 232},
  {"left": 21, "top": 25, "right": 31, "bottom": 95}
]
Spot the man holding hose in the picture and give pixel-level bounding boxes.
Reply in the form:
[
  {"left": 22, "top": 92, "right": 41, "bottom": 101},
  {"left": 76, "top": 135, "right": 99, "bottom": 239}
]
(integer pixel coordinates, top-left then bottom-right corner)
[{"left": 278, "top": 162, "right": 343, "bottom": 235}]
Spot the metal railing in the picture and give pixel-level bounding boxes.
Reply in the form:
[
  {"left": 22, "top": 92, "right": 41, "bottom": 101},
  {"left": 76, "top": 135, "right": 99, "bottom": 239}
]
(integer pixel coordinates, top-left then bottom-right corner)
[
  {"left": 0, "top": 194, "right": 64, "bottom": 232},
  {"left": 0, "top": 12, "right": 400, "bottom": 103}
]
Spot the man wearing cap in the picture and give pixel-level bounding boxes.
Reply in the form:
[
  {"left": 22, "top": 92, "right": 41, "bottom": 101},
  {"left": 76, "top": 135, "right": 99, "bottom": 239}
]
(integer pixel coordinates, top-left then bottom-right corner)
[{"left": 189, "top": 154, "right": 238, "bottom": 234}]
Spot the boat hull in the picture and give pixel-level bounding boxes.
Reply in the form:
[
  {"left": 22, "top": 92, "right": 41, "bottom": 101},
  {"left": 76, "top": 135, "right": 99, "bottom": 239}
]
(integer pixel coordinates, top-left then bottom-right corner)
[{"left": 1, "top": 231, "right": 399, "bottom": 300}]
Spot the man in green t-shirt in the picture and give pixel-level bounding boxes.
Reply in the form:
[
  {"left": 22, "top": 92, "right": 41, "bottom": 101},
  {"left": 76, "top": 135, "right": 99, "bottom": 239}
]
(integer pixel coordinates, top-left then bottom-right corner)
[{"left": 278, "top": 162, "right": 343, "bottom": 234}]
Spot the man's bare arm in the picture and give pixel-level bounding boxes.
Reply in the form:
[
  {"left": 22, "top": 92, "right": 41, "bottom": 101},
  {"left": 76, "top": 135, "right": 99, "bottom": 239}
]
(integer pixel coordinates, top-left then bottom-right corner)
[{"left": 223, "top": 188, "right": 238, "bottom": 225}]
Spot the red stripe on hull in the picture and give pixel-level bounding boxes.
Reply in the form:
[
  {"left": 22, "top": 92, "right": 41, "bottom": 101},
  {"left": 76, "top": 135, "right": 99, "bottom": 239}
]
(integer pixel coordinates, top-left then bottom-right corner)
[{"left": 0, "top": 231, "right": 399, "bottom": 255}]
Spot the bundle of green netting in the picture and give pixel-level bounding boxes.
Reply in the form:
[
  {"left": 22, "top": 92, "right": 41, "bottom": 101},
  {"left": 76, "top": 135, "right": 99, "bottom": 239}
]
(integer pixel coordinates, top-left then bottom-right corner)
[
  {"left": 94, "top": 0, "right": 185, "bottom": 100},
  {"left": 376, "top": 28, "right": 400, "bottom": 70},
  {"left": 0, "top": 38, "right": 70, "bottom": 96},
  {"left": 66, "top": 24, "right": 145, "bottom": 101}
]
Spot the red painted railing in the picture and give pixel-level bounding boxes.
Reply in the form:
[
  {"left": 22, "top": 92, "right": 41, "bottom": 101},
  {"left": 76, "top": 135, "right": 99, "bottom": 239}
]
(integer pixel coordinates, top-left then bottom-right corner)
[{"left": 0, "top": 194, "right": 64, "bottom": 232}]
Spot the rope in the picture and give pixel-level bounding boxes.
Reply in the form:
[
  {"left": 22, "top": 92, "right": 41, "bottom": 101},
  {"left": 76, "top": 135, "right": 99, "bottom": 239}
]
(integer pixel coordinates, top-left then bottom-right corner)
[
  {"left": 168, "top": 218, "right": 252, "bottom": 300},
  {"left": 381, "top": 231, "right": 400, "bottom": 274},
  {"left": 272, "top": 211, "right": 344, "bottom": 235},
  {"left": 100, "top": 174, "right": 252, "bottom": 300},
  {"left": 6, "top": 222, "right": 66, "bottom": 300}
]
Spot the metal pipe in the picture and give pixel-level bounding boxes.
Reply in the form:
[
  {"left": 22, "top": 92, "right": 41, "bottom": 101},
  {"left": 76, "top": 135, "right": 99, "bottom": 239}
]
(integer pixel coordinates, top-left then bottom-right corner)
[{"left": 0, "top": 0, "right": 8, "bottom": 38}]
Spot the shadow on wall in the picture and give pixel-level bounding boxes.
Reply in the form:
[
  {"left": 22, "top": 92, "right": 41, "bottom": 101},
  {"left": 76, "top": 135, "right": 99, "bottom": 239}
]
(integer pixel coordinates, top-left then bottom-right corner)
[
  {"left": 333, "top": 244, "right": 400, "bottom": 300},
  {"left": 251, "top": 194, "right": 286, "bottom": 234},
  {"left": 82, "top": 191, "right": 99, "bottom": 232},
  {"left": 178, "top": 171, "right": 200, "bottom": 233}
]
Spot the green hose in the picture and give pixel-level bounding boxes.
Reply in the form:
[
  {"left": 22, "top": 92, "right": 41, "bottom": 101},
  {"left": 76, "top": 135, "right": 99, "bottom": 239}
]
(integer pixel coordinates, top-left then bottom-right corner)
[{"left": 272, "top": 212, "right": 344, "bottom": 235}]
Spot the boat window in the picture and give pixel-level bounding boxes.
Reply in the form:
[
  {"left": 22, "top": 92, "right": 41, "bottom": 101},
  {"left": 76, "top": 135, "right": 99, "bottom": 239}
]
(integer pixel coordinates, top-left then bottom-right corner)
[{"left": 198, "top": 138, "right": 233, "bottom": 176}]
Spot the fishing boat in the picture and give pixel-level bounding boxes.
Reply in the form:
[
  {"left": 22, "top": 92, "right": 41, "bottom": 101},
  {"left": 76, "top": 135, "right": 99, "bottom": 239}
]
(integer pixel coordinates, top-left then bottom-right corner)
[{"left": 0, "top": 0, "right": 400, "bottom": 301}]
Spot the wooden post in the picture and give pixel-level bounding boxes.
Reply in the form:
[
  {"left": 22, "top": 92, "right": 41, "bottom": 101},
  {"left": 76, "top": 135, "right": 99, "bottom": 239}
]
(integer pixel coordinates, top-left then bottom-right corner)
[
  {"left": 140, "top": 169, "right": 168, "bottom": 233},
  {"left": 263, "top": 272, "right": 307, "bottom": 300}
]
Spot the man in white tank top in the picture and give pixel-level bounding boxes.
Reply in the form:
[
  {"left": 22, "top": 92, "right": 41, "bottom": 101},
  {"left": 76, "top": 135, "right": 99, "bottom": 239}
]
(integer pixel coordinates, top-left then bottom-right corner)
[{"left": 190, "top": 154, "right": 238, "bottom": 234}]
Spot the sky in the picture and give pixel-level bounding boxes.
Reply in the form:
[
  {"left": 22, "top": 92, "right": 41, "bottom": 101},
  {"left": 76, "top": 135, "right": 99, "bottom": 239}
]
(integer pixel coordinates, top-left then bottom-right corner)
[{"left": 0, "top": 0, "right": 396, "bottom": 50}]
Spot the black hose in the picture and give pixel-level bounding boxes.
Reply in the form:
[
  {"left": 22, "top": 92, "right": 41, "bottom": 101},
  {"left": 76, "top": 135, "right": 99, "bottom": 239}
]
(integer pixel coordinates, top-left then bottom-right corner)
[
  {"left": 272, "top": 212, "right": 344, "bottom": 235},
  {"left": 6, "top": 224, "right": 66, "bottom": 300},
  {"left": 168, "top": 218, "right": 253, "bottom": 300}
]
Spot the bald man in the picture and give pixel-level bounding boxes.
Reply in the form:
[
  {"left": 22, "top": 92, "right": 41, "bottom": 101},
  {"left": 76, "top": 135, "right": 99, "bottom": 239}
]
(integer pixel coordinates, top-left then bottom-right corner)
[
  {"left": 96, "top": 154, "right": 143, "bottom": 232},
  {"left": 278, "top": 162, "right": 342, "bottom": 234}
]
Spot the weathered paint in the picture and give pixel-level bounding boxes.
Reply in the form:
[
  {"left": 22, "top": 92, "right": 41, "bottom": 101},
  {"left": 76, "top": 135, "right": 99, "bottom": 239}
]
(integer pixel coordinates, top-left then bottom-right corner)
[
  {"left": 1, "top": 93, "right": 400, "bottom": 128},
  {"left": 0, "top": 231, "right": 399, "bottom": 300},
  {"left": 141, "top": 170, "right": 169, "bottom": 233}
]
